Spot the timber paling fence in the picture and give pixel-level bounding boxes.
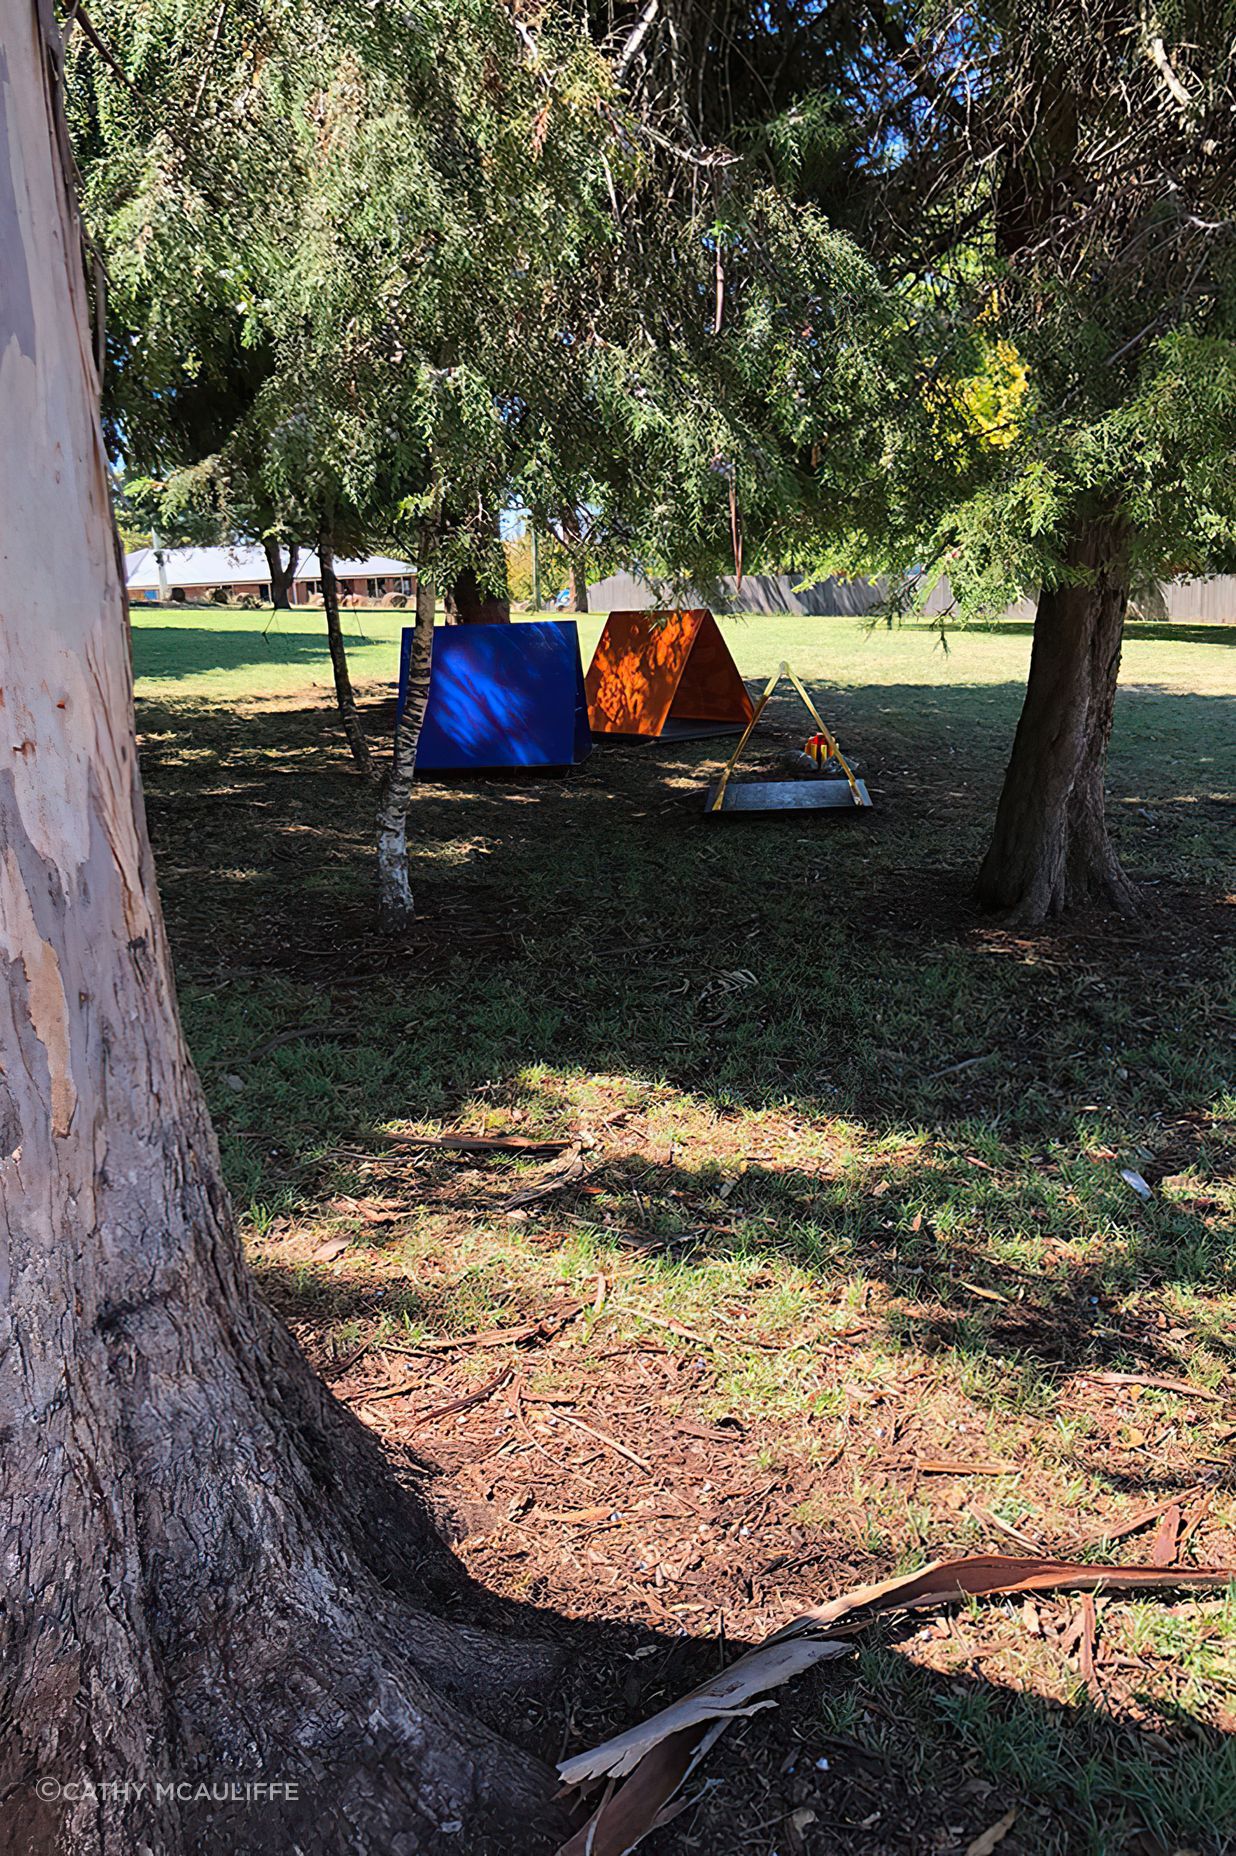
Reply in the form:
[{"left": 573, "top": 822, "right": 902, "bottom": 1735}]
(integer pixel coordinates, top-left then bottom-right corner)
[{"left": 586, "top": 570, "right": 1236, "bottom": 623}]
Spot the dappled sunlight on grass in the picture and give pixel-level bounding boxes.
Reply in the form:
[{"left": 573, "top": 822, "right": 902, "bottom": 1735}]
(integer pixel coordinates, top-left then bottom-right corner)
[{"left": 137, "top": 609, "right": 1236, "bottom": 1856}]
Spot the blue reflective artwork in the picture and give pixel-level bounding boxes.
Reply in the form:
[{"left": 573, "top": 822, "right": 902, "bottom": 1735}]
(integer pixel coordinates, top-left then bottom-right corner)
[{"left": 397, "top": 620, "right": 593, "bottom": 773}]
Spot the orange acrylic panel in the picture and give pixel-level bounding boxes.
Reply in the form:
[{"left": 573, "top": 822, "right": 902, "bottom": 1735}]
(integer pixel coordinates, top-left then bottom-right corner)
[{"left": 585, "top": 610, "right": 754, "bottom": 738}]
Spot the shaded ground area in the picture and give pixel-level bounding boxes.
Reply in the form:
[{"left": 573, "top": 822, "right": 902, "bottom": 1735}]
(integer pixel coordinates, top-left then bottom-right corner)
[{"left": 135, "top": 613, "right": 1236, "bottom": 1856}]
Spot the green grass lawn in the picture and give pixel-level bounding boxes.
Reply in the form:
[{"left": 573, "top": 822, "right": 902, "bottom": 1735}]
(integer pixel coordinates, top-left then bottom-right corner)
[{"left": 133, "top": 605, "right": 1236, "bottom": 1856}]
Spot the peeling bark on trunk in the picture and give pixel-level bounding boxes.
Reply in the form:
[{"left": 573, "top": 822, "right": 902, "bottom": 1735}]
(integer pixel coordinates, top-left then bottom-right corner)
[
  {"left": 976, "top": 516, "right": 1138, "bottom": 923},
  {"left": 318, "top": 519, "right": 375, "bottom": 779},
  {"left": 376, "top": 520, "right": 438, "bottom": 928},
  {"left": 262, "top": 536, "right": 298, "bottom": 609},
  {"left": 0, "top": 10, "right": 564, "bottom": 1851}
]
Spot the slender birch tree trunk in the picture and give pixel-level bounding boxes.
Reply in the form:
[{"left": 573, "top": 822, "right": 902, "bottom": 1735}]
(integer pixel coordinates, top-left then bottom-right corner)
[
  {"left": 0, "top": 12, "right": 563, "bottom": 1850},
  {"left": 318, "top": 517, "right": 375, "bottom": 778},
  {"left": 376, "top": 513, "right": 440, "bottom": 926},
  {"left": 976, "top": 514, "right": 1137, "bottom": 922}
]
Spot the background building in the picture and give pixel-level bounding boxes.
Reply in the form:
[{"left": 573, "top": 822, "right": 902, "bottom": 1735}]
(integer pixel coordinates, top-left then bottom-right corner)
[{"left": 125, "top": 545, "right": 416, "bottom": 604}]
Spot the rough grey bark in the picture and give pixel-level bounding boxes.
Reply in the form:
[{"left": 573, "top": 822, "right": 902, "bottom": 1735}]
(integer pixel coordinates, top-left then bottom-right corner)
[
  {"left": 976, "top": 515, "right": 1138, "bottom": 923},
  {"left": 0, "top": 9, "right": 563, "bottom": 1851},
  {"left": 318, "top": 518, "right": 375, "bottom": 778},
  {"left": 376, "top": 520, "right": 438, "bottom": 927},
  {"left": 262, "top": 535, "right": 299, "bottom": 608}
]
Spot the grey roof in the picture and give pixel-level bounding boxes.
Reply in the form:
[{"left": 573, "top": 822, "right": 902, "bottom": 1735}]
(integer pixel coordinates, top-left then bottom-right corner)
[{"left": 125, "top": 543, "right": 416, "bottom": 591}]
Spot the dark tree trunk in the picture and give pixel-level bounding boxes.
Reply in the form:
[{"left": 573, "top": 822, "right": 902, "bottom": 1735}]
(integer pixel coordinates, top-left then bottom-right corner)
[
  {"left": 445, "top": 505, "right": 510, "bottom": 623},
  {"left": 376, "top": 516, "right": 439, "bottom": 928},
  {"left": 976, "top": 515, "right": 1137, "bottom": 923},
  {"left": 318, "top": 518, "right": 375, "bottom": 779},
  {"left": 262, "top": 536, "right": 299, "bottom": 609},
  {"left": 447, "top": 562, "right": 510, "bottom": 624},
  {"left": 1, "top": 11, "right": 565, "bottom": 1851}
]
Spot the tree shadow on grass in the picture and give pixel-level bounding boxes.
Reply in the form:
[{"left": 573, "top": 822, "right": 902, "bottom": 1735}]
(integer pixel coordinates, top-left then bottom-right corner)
[
  {"left": 131, "top": 612, "right": 389, "bottom": 687},
  {"left": 539, "top": 1616, "right": 1236, "bottom": 1856},
  {"left": 130, "top": 684, "right": 1236, "bottom": 1853},
  {"left": 950, "top": 618, "right": 1236, "bottom": 647},
  {"left": 139, "top": 681, "right": 1235, "bottom": 1365}
]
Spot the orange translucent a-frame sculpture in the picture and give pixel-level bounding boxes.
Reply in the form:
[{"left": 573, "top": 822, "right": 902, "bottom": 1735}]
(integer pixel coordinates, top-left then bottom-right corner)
[{"left": 585, "top": 609, "right": 755, "bottom": 739}]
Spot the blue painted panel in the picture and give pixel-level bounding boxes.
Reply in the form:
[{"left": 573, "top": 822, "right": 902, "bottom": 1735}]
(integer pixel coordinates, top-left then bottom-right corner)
[{"left": 397, "top": 620, "right": 593, "bottom": 772}]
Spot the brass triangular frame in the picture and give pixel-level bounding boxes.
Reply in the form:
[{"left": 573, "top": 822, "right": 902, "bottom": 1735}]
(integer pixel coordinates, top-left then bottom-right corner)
[{"left": 707, "top": 660, "right": 871, "bottom": 812}]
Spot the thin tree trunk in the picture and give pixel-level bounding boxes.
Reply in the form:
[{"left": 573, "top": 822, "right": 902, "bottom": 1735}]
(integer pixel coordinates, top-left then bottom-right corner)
[
  {"left": 976, "top": 514, "right": 1137, "bottom": 923},
  {"left": 1, "top": 12, "right": 564, "bottom": 1850},
  {"left": 559, "top": 508, "right": 589, "bottom": 612},
  {"left": 376, "top": 514, "right": 439, "bottom": 927},
  {"left": 263, "top": 535, "right": 298, "bottom": 608},
  {"left": 319, "top": 517, "right": 375, "bottom": 778}
]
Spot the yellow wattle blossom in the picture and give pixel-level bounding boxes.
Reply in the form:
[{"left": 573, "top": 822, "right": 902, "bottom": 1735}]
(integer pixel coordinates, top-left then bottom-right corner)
[{"left": 956, "top": 335, "right": 1030, "bottom": 447}]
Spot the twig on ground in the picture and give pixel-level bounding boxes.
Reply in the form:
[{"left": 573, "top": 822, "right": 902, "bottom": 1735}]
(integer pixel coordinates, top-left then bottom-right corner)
[
  {"left": 382, "top": 1303, "right": 584, "bottom": 1359},
  {"left": 417, "top": 1366, "right": 513, "bottom": 1424},
  {"left": 1080, "top": 1488, "right": 1204, "bottom": 1548},
  {"left": 1077, "top": 1371, "right": 1222, "bottom": 1402},
  {"left": 382, "top": 1130, "right": 575, "bottom": 1155},
  {"left": 556, "top": 1412, "right": 653, "bottom": 1472}
]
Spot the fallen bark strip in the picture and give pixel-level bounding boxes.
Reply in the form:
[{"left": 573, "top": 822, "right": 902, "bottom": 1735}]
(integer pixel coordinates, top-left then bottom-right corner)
[{"left": 556, "top": 1554, "right": 1235, "bottom": 1856}]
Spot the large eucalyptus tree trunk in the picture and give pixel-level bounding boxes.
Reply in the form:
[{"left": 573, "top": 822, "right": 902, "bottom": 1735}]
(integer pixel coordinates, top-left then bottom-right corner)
[
  {"left": 0, "top": 10, "right": 562, "bottom": 1851},
  {"left": 976, "top": 515, "right": 1137, "bottom": 923}
]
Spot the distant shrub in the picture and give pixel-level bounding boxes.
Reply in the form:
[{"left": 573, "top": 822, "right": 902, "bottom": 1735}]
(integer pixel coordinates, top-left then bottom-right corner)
[
  {"left": 382, "top": 592, "right": 408, "bottom": 608},
  {"left": 209, "top": 586, "right": 230, "bottom": 604}
]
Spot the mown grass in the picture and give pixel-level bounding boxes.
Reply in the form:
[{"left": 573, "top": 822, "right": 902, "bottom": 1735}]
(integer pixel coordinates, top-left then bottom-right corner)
[{"left": 134, "top": 606, "right": 1236, "bottom": 1856}]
